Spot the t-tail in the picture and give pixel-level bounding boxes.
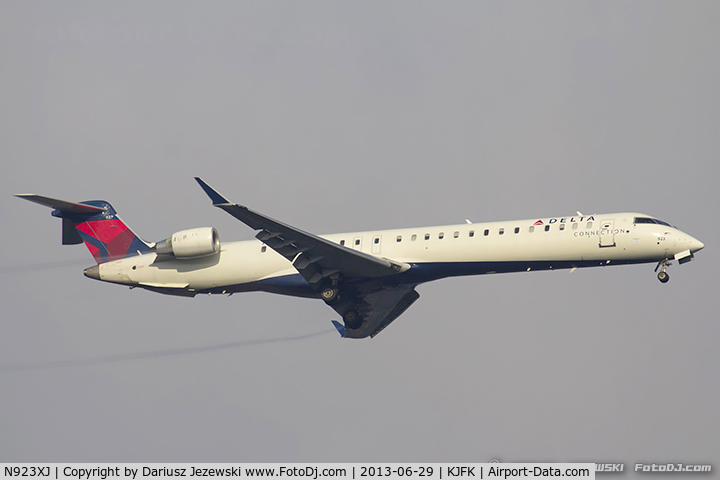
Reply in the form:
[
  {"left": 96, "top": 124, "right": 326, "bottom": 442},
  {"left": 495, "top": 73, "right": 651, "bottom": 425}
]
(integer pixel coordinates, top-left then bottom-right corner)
[{"left": 15, "top": 194, "right": 152, "bottom": 264}]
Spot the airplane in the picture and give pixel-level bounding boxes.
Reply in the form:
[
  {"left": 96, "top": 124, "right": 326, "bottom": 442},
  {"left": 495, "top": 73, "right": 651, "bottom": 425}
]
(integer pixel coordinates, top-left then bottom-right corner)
[{"left": 16, "top": 178, "right": 705, "bottom": 339}]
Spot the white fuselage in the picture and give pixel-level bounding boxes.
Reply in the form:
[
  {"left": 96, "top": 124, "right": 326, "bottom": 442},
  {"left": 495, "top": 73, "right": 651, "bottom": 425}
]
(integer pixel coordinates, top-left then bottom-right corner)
[{"left": 93, "top": 212, "right": 704, "bottom": 296}]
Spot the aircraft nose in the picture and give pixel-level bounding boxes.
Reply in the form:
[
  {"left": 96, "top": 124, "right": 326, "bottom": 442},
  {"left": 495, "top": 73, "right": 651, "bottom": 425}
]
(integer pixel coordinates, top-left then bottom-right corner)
[
  {"left": 689, "top": 236, "right": 704, "bottom": 253},
  {"left": 84, "top": 265, "right": 100, "bottom": 280}
]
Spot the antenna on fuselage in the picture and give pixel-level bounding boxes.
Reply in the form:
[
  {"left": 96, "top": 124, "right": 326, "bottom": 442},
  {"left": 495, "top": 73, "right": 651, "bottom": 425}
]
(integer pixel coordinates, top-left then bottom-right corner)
[{"left": 576, "top": 211, "right": 583, "bottom": 216}]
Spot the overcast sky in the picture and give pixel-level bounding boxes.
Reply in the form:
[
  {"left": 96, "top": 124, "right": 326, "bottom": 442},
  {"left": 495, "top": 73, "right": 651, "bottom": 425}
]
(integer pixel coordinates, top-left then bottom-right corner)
[{"left": 1, "top": 1, "right": 718, "bottom": 471}]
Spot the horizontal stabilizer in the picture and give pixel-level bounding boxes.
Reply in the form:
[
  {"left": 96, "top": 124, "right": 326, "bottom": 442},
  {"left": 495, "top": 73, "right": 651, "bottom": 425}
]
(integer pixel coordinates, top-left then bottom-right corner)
[{"left": 14, "top": 194, "right": 104, "bottom": 214}]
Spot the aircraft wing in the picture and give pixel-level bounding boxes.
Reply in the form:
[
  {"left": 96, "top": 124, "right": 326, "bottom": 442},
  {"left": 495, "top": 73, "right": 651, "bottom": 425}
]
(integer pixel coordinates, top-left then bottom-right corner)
[
  {"left": 195, "top": 178, "right": 410, "bottom": 288},
  {"left": 332, "top": 285, "right": 420, "bottom": 339}
]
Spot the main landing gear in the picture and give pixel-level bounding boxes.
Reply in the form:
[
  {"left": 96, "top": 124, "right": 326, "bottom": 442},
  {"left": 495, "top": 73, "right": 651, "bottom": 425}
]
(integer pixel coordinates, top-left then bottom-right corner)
[
  {"left": 321, "top": 285, "right": 339, "bottom": 303},
  {"left": 319, "top": 278, "right": 363, "bottom": 330},
  {"left": 655, "top": 258, "right": 671, "bottom": 283},
  {"left": 342, "top": 309, "right": 362, "bottom": 329}
]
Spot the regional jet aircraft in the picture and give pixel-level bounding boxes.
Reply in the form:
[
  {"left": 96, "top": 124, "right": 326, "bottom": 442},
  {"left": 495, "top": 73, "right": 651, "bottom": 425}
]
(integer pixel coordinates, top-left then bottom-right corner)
[{"left": 16, "top": 178, "right": 704, "bottom": 338}]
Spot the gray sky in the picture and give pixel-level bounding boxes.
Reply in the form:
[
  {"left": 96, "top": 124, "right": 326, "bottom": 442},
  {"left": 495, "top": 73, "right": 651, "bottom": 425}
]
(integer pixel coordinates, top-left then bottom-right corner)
[{"left": 1, "top": 1, "right": 719, "bottom": 470}]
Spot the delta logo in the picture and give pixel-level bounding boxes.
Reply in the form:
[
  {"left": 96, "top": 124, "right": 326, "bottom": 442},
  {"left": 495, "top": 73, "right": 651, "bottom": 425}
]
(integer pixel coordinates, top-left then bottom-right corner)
[{"left": 532, "top": 216, "right": 595, "bottom": 226}]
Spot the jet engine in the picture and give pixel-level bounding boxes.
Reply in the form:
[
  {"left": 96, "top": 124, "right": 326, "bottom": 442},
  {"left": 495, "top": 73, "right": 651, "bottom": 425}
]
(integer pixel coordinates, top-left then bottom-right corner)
[{"left": 156, "top": 227, "right": 220, "bottom": 259}]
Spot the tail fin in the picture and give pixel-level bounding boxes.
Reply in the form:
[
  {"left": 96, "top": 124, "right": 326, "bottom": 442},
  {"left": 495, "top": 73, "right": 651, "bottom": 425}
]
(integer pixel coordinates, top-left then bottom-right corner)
[{"left": 15, "top": 194, "right": 152, "bottom": 264}]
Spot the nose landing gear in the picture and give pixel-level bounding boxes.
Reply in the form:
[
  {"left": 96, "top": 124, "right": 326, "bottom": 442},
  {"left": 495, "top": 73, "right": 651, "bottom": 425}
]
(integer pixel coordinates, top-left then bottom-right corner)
[{"left": 655, "top": 258, "right": 671, "bottom": 283}]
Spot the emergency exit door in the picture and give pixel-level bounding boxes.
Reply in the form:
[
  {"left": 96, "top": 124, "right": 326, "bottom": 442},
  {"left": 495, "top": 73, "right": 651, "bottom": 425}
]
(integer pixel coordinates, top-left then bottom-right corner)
[{"left": 372, "top": 235, "right": 382, "bottom": 254}]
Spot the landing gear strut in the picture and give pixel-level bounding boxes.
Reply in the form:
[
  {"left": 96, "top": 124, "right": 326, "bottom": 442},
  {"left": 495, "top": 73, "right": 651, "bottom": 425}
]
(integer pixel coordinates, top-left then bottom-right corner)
[{"left": 655, "top": 258, "right": 671, "bottom": 283}]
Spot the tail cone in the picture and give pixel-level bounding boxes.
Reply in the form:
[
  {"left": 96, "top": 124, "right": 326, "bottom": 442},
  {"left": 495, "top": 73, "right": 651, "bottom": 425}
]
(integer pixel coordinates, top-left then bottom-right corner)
[{"left": 84, "top": 265, "right": 100, "bottom": 280}]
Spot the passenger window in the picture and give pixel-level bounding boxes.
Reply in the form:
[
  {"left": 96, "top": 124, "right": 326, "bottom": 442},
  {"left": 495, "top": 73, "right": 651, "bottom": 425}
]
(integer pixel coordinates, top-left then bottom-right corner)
[
  {"left": 453, "top": 231, "right": 459, "bottom": 238},
  {"left": 439, "top": 232, "right": 445, "bottom": 239},
  {"left": 425, "top": 234, "right": 430, "bottom": 240},
  {"left": 529, "top": 226, "right": 535, "bottom": 233},
  {"left": 261, "top": 245, "right": 267, "bottom": 253},
  {"left": 396, "top": 236, "right": 402, "bottom": 242},
  {"left": 484, "top": 229, "right": 489, "bottom": 236},
  {"left": 587, "top": 222, "right": 593, "bottom": 229},
  {"left": 499, "top": 228, "right": 504, "bottom": 235},
  {"left": 572, "top": 223, "right": 578, "bottom": 230},
  {"left": 355, "top": 239, "right": 360, "bottom": 246},
  {"left": 559, "top": 224, "right": 565, "bottom": 231},
  {"left": 469, "top": 230, "right": 474, "bottom": 237},
  {"left": 374, "top": 238, "right": 380, "bottom": 244},
  {"left": 411, "top": 234, "right": 417, "bottom": 241},
  {"left": 340, "top": 240, "right": 345, "bottom": 246},
  {"left": 544, "top": 225, "right": 550, "bottom": 232},
  {"left": 514, "top": 227, "right": 519, "bottom": 234}
]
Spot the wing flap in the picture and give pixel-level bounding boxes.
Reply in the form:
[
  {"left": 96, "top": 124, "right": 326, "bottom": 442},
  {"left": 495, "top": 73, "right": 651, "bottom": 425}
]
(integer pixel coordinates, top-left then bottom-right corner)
[{"left": 338, "top": 285, "right": 421, "bottom": 339}]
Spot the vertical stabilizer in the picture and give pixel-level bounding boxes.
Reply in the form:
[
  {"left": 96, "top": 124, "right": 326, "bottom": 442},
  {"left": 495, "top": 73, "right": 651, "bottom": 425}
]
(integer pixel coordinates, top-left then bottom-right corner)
[{"left": 15, "top": 194, "right": 152, "bottom": 264}]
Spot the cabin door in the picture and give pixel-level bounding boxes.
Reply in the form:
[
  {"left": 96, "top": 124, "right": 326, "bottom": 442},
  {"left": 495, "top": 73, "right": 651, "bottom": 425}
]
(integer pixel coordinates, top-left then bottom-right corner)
[{"left": 599, "top": 219, "right": 616, "bottom": 247}]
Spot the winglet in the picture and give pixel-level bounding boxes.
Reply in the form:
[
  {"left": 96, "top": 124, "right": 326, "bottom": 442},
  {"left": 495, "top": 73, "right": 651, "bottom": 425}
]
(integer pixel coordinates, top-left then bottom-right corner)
[
  {"left": 331, "top": 320, "right": 346, "bottom": 338},
  {"left": 194, "top": 177, "right": 232, "bottom": 205}
]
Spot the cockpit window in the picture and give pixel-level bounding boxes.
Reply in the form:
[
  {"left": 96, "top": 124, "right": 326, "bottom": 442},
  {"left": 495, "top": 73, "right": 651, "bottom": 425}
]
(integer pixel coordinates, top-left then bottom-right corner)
[{"left": 634, "top": 217, "right": 673, "bottom": 227}]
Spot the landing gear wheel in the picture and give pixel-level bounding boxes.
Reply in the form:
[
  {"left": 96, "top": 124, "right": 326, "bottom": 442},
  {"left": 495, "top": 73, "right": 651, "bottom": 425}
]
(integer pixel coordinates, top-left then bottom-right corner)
[
  {"left": 343, "top": 310, "right": 362, "bottom": 330},
  {"left": 321, "top": 286, "right": 339, "bottom": 304},
  {"left": 654, "top": 258, "right": 672, "bottom": 284}
]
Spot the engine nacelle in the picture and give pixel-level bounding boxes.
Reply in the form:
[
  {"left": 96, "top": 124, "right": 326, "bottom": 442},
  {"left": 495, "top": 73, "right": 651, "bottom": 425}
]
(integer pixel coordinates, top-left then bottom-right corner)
[{"left": 156, "top": 227, "right": 220, "bottom": 259}]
